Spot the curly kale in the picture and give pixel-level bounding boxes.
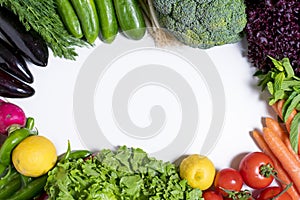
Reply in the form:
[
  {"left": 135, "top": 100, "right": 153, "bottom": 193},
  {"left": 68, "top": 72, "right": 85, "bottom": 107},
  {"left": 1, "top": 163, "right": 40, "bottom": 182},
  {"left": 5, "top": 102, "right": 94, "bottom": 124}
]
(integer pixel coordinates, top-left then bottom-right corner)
[{"left": 153, "top": 0, "right": 247, "bottom": 49}]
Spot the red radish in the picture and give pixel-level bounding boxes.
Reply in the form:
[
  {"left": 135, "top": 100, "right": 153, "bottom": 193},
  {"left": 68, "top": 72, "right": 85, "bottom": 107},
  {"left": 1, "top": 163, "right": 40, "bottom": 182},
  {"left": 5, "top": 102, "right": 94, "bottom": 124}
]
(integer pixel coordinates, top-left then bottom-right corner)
[{"left": 0, "top": 100, "right": 26, "bottom": 135}]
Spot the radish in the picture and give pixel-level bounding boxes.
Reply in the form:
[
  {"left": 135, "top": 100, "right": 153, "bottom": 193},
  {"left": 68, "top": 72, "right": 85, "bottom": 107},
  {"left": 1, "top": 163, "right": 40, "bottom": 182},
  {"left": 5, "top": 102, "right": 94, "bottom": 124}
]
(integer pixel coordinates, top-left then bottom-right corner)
[{"left": 0, "top": 100, "right": 26, "bottom": 135}]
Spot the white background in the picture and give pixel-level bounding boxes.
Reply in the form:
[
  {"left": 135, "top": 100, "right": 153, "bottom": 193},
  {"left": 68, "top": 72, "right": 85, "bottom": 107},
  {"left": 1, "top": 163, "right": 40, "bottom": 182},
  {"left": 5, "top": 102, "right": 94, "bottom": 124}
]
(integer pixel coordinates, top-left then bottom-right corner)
[{"left": 10, "top": 34, "right": 274, "bottom": 169}]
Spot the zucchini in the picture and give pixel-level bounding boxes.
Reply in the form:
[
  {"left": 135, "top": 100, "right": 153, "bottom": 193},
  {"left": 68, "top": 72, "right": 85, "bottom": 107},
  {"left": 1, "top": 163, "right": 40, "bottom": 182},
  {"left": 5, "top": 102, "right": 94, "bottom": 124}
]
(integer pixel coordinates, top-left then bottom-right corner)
[
  {"left": 56, "top": 0, "right": 83, "bottom": 39},
  {"left": 113, "top": 0, "right": 146, "bottom": 40},
  {"left": 94, "top": 0, "right": 118, "bottom": 43},
  {"left": 70, "top": 0, "right": 100, "bottom": 44}
]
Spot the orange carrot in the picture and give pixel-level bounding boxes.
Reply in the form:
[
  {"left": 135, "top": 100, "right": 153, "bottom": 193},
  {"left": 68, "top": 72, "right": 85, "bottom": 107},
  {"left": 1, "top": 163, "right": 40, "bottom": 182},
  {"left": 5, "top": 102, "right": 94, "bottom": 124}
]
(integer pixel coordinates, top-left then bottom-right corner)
[
  {"left": 274, "top": 99, "right": 297, "bottom": 138},
  {"left": 285, "top": 109, "right": 297, "bottom": 132},
  {"left": 264, "top": 117, "right": 287, "bottom": 140},
  {"left": 277, "top": 99, "right": 285, "bottom": 119},
  {"left": 252, "top": 129, "right": 272, "bottom": 153},
  {"left": 263, "top": 127, "right": 300, "bottom": 192},
  {"left": 252, "top": 130, "right": 300, "bottom": 199},
  {"left": 264, "top": 117, "right": 300, "bottom": 161},
  {"left": 272, "top": 101, "right": 280, "bottom": 116}
]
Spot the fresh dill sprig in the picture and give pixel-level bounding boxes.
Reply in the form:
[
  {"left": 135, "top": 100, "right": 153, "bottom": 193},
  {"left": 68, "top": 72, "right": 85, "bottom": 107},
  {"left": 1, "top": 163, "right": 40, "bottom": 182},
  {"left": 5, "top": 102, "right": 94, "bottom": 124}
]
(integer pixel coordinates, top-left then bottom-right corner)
[{"left": 0, "top": 0, "right": 88, "bottom": 60}]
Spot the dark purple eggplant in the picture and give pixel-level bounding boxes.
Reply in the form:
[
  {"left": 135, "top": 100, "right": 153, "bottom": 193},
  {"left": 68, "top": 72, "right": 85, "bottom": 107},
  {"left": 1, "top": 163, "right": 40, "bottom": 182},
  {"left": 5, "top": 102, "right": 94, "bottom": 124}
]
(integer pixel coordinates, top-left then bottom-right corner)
[
  {"left": 0, "top": 7, "right": 48, "bottom": 66},
  {"left": 0, "top": 68, "right": 35, "bottom": 98},
  {"left": 0, "top": 38, "right": 33, "bottom": 83}
]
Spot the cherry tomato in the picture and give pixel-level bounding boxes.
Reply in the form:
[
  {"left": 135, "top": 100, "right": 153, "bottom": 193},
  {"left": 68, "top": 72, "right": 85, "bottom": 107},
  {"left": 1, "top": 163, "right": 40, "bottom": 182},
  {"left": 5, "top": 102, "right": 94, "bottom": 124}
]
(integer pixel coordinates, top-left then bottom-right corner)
[
  {"left": 239, "top": 152, "right": 274, "bottom": 189},
  {"left": 203, "top": 190, "right": 223, "bottom": 200},
  {"left": 214, "top": 168, "right": 243, "bottom": 197},
  {"left": 257, "top": 186, "right": 292, "bottom": 200}
]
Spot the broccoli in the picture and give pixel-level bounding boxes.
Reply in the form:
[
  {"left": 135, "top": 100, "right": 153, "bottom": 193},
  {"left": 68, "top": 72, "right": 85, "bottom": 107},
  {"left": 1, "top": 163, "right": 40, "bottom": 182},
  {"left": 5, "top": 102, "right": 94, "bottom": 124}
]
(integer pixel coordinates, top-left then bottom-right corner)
[{"left": 152, "top": 0, "right": 247, "bottom": 49}]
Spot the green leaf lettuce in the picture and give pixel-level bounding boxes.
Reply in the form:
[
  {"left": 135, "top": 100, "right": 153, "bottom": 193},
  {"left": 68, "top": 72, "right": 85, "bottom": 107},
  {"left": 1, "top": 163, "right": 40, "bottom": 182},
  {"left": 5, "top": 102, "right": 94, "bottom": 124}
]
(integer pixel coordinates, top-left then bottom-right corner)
[{"left": 45, "top": 146, "right": 203, "bottom": 200}]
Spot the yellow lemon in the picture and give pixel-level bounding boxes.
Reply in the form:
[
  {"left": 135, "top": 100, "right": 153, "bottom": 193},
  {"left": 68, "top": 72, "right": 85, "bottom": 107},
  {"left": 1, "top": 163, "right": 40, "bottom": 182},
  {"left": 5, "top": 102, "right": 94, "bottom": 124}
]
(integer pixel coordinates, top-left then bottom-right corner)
[
  {"left": 12, "top": 135, "right": 57, "bottom": 177},
  {"left": 179, "top": 154, "right": 215, "bottom": 190}
]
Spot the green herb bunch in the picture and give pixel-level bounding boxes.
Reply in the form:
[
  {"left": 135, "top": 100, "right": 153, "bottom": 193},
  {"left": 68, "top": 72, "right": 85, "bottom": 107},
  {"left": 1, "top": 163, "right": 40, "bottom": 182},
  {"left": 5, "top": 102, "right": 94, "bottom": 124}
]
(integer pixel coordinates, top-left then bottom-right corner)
[
  {"left": 0, "top": 0, "right": 87, "bottom": 60},
  {"left": 256, "top": 57, "right": 300, "bottom": 153}
]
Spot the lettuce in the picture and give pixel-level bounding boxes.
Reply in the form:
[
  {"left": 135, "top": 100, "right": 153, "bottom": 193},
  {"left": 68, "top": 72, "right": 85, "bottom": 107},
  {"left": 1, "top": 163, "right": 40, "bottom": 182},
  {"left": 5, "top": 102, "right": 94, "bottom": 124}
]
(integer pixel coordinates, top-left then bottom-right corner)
[{"left": 45, "top": 146, "right": 203, "bottom": 200}]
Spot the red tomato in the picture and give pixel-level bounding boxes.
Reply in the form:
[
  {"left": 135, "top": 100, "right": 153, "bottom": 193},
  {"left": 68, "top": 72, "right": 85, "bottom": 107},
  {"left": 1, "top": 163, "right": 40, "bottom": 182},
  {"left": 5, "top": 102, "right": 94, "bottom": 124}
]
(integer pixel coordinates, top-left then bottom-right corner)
[
  {"left": 214, "top": 168, "right": 243, "bottom": 197},
  {"left": 203, "top": 190, "right": 223, "bottom": 200},
  {"left": 239, "top": 152, "right": 274, "bottom": 189},
  {"left": 257, "top": 186, "right": 292, "bottom": 200}
]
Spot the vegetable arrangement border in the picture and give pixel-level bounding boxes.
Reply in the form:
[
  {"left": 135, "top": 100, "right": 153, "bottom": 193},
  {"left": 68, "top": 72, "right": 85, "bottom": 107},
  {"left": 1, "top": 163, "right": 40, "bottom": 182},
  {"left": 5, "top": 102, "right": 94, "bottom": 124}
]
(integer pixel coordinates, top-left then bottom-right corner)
[{"left": 0, "top": 0, "right": 299, "bottom": 199}]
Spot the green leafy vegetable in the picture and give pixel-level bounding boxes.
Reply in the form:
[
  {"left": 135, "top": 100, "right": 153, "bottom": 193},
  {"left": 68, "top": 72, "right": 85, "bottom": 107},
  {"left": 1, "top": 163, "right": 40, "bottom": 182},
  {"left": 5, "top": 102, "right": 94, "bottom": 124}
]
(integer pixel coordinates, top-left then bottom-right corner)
[
  {"left": 284, "top": 94, "right": 300, "bottom": 122},
  {"left": 290, "top": 113, "right": 300, "bottom": 153},
  {"left": 140, "top": 0, "right": 247, "bottom": 49},
  {"left": 45, "top": 146, "right": 203, "bottom": 200},
  {"left": 0, "top": 0, "right": 87, "bottom": 60},
  {"left": 256, "top": 57, "right": 300, "bottom": 153}
]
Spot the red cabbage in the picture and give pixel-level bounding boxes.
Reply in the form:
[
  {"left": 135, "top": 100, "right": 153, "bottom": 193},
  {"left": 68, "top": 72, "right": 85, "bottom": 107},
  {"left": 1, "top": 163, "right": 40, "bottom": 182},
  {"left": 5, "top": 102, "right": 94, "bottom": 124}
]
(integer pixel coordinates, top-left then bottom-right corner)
[{"left": 245, "top": 0, "right": 300, "bottom": 74}]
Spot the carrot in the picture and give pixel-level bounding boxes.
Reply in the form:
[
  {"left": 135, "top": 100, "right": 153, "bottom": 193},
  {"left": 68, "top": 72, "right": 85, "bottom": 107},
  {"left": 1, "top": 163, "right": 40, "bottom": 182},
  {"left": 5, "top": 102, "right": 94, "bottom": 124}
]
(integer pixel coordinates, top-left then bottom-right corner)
[
  {"left": 272, "top": 100, "right": 300, "bottom": 154},
  {"left": 252, "top": 130, "right": 300, "bottom": 199},
  {"left": 274, "top": 99, "right": 297, "bottom": 132},
  {"left": 252, "top": 129, "right": 272, "bottom": 153},
  {"left": 264, "top": 117, "right": 300, "bottom": 161},
  {"left": 272, "top": 101, "right": 280, "bottom": 116},
  {"left": 285, "top": 109, "right": 297, "bottom": 132},
  {"left": 277, "top": 99, "right": 285, "bottom": 119},
  {"left": 263, "top": 127, "right": 300, "bottom": 192},
  {"left": 264, "top": 117, "right": 287, "bottom": 141}
]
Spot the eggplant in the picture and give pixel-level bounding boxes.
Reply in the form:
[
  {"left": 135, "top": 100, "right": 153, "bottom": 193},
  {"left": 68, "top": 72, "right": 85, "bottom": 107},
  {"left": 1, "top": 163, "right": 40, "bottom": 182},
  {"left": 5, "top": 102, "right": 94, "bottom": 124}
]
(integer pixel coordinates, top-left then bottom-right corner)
[
  {"left": 0, "top": 7, "right": 48, "bottom": 66},
  {"left": 0, "top": 38, "right": 33, "bottom": 83},
  {"left": 0, "top": 68, "right": 35, "bottom": 98}
]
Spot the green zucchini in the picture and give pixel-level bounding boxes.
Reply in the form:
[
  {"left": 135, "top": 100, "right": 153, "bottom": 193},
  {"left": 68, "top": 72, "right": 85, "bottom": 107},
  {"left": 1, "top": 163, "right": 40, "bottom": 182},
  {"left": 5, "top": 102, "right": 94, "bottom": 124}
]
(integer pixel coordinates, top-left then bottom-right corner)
[
  {"left": 56, "top": 0, "right": 83, "bottom": 38},
  {"left": 95, "top": 0, "right": 118, "bottom": 43},
  {"left": 113, "top": 0, "right": 146, "bottom": 40},
  {"left": 70, "top": 0, "right": 100, "bottom": 44}
]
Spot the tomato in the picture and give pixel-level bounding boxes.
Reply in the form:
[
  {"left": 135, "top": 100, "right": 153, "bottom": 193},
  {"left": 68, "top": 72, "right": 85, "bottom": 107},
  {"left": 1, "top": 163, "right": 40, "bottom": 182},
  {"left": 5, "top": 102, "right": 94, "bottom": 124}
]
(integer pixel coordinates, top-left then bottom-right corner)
[
  {"left": 214, "top": 168, "right": 243, "bottom": 197},
  {"left": 257, "top": 186, "right": 292, "bottom": 200},
  {"left": 239, "top": 152, "right": 274, "bottom": 189},
  {"left": 203, "top": 190, "right": 223, "bottom": 200}
]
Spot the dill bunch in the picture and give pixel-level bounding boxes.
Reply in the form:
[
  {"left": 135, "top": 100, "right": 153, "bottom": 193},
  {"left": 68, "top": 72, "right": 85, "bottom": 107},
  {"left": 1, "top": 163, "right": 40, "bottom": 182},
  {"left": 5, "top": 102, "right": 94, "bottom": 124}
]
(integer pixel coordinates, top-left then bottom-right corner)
[{"left": 0, "top": 0, "right": 88, "bottom": 60}]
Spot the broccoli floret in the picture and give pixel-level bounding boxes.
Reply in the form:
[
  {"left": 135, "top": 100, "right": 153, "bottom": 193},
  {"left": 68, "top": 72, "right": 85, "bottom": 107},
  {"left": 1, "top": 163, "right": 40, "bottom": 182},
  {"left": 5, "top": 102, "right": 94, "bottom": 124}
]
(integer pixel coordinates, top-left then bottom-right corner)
[
  {"left": 152, "top": 0, "right": 179, "bottom": 15},
  {"left": 153, "top": 0, "right": 247, "bottom": 49}
]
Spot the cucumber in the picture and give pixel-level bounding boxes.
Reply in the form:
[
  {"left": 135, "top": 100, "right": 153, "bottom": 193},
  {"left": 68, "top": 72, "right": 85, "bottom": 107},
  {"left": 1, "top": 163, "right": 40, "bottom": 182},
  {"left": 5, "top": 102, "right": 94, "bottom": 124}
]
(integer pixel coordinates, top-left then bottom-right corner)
[
  {"left": 7, "top": 175, "right": 48, "bottom": 200},
  {"left": 56, "top": 0, "right": 83, "bottom": 39},
  {"left": 113, "top": 0, "right": 146, "bottom": 40},
  {"left": 70, "top": 0, "right": 99, "bottom": 44},
  {"left": 95, "top": 0, "right": 118, "bottom": 43}
]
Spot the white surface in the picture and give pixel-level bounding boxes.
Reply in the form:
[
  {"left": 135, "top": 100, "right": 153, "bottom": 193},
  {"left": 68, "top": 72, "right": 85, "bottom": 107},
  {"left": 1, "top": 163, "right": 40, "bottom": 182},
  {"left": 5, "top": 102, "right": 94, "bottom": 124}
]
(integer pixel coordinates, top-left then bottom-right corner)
[{"left": 10, "top": 34, "right": 273, "bottom": 168}]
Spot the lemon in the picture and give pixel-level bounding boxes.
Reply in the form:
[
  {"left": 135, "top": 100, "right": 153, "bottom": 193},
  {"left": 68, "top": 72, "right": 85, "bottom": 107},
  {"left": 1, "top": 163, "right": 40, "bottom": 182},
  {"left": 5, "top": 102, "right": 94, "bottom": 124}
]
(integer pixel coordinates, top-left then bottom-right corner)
[
  {"left": 12, "top": 135, "right": 57, "bottom": 177},
  {"left": 179, "top": 154, "right": 215, "bottom": 190}
]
